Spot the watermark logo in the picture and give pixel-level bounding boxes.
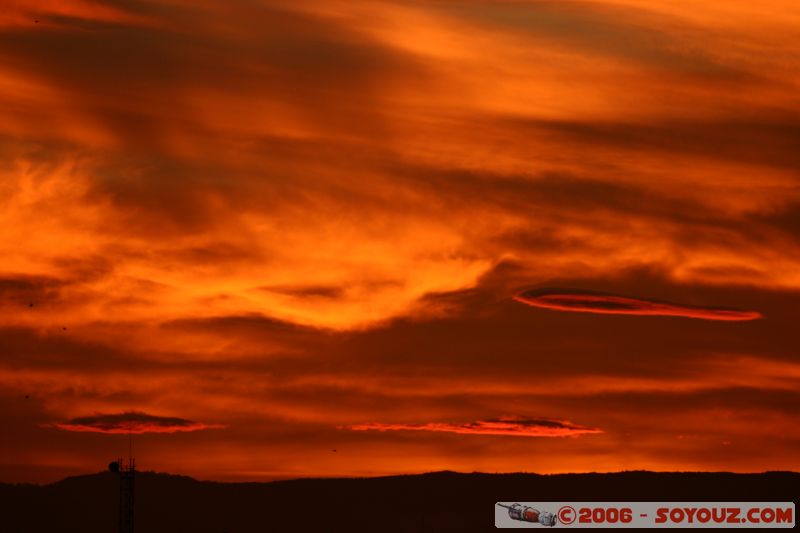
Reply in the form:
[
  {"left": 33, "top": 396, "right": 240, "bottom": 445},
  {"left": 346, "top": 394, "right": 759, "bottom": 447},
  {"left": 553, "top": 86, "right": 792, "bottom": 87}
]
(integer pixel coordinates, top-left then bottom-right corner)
[
  {"left": 497, "top": 503, "right": 558, "bottom": 527},
  {"left": 495, "top": 502, "right": 795, "bottom": 528}
]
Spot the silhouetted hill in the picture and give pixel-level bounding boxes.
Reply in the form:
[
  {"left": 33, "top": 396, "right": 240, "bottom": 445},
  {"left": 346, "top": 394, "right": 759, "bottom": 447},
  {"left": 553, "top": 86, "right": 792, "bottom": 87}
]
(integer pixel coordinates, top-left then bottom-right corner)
[{"left": 0, "top": 470, "right": 797, "bottom": 532}]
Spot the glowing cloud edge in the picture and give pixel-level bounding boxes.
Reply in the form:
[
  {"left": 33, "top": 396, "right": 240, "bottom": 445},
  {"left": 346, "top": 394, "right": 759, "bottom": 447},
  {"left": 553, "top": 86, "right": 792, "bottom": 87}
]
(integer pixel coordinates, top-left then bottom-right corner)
[{"left": 514, "top": 289, "right": 762, "bottom": 321}]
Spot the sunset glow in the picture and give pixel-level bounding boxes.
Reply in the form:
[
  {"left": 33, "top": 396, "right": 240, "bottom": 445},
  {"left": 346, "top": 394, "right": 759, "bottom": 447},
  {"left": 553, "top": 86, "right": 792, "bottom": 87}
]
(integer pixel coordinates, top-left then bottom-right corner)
[{"left": 2, "top": 0, "right": 800, "bottom": 483}]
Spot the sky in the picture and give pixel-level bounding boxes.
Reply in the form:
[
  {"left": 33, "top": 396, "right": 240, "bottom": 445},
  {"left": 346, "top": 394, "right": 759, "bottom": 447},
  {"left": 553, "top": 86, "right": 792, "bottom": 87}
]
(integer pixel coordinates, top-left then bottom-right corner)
[{"left": 1, "top": 0, "right": 799, "bottom": 484}]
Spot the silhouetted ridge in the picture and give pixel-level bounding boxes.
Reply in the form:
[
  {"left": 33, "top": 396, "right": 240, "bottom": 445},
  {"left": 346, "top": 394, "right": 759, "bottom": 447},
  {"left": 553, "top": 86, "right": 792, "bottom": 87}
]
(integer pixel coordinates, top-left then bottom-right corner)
[{"left": 0, "top": 471, "right": 797, "bottom": 532}]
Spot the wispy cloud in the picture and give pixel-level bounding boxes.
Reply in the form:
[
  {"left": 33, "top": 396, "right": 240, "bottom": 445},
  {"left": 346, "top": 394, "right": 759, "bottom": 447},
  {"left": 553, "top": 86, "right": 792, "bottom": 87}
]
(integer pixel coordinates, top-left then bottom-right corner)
[{"left": 344, "top": 417, "right": 602, "bottom": 438}]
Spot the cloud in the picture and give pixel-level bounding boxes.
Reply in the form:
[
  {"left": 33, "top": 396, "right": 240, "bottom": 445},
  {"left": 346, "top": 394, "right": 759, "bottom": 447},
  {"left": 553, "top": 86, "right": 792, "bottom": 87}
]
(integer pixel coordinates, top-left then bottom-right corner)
[
  {"left": 344, "top": 417, "right": 602, "bottom": 438},
  {"left": 1, "top": 0, "right": 800, "bottom": 483},
  {"left": 514, "top": 288, "right": 762, "bottom": 321},
  {"left": 51, "top": 411, "right": 224, "bottom": 434}
]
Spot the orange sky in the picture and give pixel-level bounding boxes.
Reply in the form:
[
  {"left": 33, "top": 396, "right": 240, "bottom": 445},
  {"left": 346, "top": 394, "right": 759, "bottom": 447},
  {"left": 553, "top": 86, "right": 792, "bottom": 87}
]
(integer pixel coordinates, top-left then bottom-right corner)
[{"left": 1, "top": 0, "right": 800, "bottom": 483}]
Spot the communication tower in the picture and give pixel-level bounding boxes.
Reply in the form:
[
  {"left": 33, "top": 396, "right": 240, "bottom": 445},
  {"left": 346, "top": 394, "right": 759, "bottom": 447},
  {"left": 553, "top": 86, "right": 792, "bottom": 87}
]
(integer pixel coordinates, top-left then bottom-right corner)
[{"left": 109, "top": 432, "right": 136, "bottom": 533}]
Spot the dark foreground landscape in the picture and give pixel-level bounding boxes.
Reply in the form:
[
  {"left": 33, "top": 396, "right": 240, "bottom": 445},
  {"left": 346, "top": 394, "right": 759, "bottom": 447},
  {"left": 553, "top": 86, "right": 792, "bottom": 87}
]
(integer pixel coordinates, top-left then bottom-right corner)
[{"left": 0, "top": 471, "right": 797, "bottom": 532}]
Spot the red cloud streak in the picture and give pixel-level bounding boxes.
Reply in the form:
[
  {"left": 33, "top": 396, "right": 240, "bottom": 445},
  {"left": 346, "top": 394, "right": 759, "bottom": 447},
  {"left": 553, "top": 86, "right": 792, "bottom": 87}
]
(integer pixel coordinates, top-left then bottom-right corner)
[
  {"left": 52, "top": 411, "right": 224, "bottom": 434},
  {"left": 514, "top": 289, "right": 762, "bottom": 321},
  {"left": 345, "top": 417, "right": 602, "bottom": 438}
]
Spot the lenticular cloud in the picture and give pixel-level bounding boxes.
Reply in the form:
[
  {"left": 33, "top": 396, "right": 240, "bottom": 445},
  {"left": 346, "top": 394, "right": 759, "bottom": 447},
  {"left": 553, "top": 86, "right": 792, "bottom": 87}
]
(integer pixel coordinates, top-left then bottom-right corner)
[
  {"left": 514, "top": 288, "right": 762, "bottom": 321},
  {"left": 345, "top": 417, "right": 602, "bottom": 438},
  {"left": 52, "top": 411, "right": 224, "bottom": 434}
]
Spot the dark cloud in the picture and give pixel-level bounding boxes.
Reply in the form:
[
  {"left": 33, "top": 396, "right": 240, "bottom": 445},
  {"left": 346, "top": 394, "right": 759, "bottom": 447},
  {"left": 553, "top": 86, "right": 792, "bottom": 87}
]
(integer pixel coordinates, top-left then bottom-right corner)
[
  {"left": 759, "top": 202, "right": 800, "bottom": 241},
  {"left": 0, "top": 275, "right": 66, "bottom": 307},
  {"left": 498, "top": 117, "right": 800, "bottom": 172},
  {"left": 259, "top": 284, "right": 344, "bottom": 299},
  {"left": 514, "top": 288, "right": 762, "bottom": 321},
  {"left": 51, "top": 412, "right": 223, "bottom": 434}
]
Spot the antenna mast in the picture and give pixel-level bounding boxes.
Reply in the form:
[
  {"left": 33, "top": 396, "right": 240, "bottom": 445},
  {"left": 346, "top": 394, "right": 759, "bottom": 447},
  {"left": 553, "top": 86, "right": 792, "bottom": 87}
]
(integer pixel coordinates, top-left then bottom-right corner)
[{"left": 117, "top": 428, "right": 135, "bottom": 533}]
